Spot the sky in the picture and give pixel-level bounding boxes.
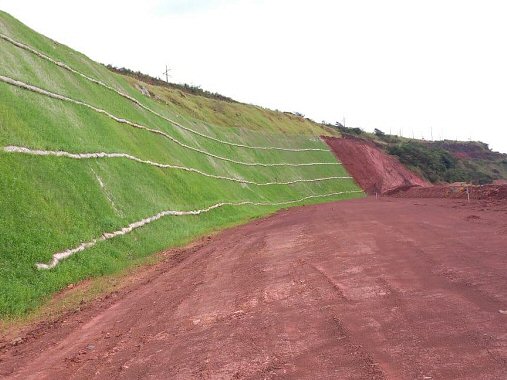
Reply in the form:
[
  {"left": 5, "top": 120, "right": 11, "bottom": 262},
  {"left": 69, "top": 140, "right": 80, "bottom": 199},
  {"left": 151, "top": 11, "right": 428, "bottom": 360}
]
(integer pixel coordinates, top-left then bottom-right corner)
[{"left": 1, "top": 0, "right": 506, "bottom": 153}]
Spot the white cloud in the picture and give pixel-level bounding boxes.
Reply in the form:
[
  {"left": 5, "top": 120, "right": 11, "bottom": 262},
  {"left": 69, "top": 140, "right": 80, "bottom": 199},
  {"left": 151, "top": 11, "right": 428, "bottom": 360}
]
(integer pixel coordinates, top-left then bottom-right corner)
[{"left": 1, "top": 0, "right": 506, "bottom": 152}]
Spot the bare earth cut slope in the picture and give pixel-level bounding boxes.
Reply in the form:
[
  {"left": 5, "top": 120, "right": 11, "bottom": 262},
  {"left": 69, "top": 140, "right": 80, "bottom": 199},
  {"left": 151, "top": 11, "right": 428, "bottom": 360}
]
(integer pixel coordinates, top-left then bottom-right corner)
[
  {"left": 323, "top": 136, "right": 429, "bottom": 194},
  {"left": 1, "top": 197, "right": 506, "bottom": 379}
]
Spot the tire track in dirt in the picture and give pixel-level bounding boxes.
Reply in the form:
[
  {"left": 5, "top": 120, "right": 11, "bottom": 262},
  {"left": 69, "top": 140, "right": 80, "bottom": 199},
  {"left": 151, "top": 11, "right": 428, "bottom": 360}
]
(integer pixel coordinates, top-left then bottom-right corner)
[{"left": 1, "top": 197, "right": 506, "bottom": 379}]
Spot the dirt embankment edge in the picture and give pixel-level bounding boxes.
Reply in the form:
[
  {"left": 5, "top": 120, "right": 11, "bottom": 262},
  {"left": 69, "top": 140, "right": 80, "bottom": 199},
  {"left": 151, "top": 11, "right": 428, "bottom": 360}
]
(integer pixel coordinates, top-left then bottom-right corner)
[
  {"left": 322, "top": 136, "right": 429, "bottom": 194},
  {"left": 388, "top": 183, "right": 507, "bottom": 200}
]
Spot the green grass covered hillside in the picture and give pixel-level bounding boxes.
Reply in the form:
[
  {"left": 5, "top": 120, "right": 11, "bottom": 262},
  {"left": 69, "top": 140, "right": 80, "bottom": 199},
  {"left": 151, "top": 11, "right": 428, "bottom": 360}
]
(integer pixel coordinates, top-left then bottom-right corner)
[{"left": 0, "top": 11, "right": 362, "bottom": 317}]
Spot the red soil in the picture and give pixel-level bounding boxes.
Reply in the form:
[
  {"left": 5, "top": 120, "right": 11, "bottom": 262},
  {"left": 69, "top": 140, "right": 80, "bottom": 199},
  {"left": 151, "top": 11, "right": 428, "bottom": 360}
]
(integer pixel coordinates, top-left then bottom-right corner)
[
  {"left": 390, "top": 183, "right": 507, "bottom": 201},
  {"left": 323, "top": 136, "right": 429, "bottom": 194},
  {"left": 1, "top": 197, "right": 506, "bottom": 379}
]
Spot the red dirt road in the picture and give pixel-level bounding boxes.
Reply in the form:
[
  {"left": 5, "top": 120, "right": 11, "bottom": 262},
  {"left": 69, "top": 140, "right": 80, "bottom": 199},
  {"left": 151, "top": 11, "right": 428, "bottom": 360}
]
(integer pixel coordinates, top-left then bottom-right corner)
[{"left": 1, "top": 198, "right": 507, "bottom": 379}]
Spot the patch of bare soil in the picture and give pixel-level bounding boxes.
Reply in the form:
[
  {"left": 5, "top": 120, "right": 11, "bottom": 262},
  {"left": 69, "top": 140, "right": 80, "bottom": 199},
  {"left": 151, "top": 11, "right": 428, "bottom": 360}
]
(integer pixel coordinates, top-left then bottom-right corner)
[
  {"left": 323, "top": 136, "right": 429, "bottom": 194},
  {"left": 1, "top": 198, "right": 506, "bottom": 379}
]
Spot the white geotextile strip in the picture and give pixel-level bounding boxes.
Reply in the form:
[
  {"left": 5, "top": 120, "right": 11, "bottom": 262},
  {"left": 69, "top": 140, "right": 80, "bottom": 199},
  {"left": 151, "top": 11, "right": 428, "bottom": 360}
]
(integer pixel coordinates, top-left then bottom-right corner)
[
  {"left": 0, "top": 33, "right": 327, "bottom": 152},
  {"left": 3, "top": 146, "right": 351, "bottom": 186},
  {"left": 0, "top": 75, "right": 339, "bottom": 168},
  {"left": 35, "top": 190, "right": 363, "bottom": 270}
]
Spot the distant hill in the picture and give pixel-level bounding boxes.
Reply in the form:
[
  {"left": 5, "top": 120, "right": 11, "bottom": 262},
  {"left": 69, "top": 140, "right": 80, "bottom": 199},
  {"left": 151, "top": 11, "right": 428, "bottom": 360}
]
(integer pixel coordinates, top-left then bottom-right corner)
[{"left": 325, "top": 123, "right": 507, "bottom": 185}]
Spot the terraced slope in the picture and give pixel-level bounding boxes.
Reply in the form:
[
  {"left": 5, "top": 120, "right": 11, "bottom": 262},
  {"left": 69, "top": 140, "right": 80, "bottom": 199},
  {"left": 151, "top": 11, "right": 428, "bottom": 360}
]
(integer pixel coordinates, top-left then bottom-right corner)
[{"left": 0, "top": 11, "right": 362, "bottom": 316}]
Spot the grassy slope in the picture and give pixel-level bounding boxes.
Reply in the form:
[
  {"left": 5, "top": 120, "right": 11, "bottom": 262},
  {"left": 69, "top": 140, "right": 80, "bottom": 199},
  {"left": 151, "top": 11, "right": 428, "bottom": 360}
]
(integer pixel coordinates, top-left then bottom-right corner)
[
  {"left": 131, "top": 77, "right": 337, "bottom": 136},
  {"left": 0, "top": 11, "right": 361, "bottom": 316}
]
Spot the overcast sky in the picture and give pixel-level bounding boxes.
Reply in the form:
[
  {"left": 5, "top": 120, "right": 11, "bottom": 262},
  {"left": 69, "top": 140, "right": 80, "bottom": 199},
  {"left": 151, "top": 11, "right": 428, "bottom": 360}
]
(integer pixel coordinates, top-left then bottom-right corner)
[{"left": 1, "top": 0, "right": 506, "bottom": 153}]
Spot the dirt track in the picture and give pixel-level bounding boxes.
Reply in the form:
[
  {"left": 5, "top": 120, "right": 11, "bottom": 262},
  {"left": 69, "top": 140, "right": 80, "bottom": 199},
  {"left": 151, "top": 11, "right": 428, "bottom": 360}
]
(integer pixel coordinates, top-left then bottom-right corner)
[{"left": 1, "top": 198, "right": 507, "bottom": 379}]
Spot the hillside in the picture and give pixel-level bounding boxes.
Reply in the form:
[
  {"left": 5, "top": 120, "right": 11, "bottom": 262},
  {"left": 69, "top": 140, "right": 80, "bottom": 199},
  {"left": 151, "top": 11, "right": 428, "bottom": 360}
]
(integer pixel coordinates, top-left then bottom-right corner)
[
  {"left": 327, "top": 123, "right": 507, "bottom": 185},
  {"left": 0, "top": 11, "right": 362, "bottom": 317},
  {"left": 107, "top": 65, "right": 339, "bottom": 136},
  {"left": 323, "top": 136, "right": 429, "bottom": 194}
]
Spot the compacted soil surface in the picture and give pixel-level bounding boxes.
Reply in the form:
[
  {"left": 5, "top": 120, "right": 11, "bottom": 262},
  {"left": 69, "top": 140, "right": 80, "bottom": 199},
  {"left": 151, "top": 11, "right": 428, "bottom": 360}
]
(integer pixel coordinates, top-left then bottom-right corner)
[{"left": 1, "top": 198, "right": 507, "bottom": 379}]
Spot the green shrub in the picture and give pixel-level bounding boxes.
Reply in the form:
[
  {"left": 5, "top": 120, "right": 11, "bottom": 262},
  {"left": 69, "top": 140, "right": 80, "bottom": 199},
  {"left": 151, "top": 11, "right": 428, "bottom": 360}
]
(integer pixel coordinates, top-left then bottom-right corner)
[{"left": 387, "top": 141, "right": 496, "bottom": 184}]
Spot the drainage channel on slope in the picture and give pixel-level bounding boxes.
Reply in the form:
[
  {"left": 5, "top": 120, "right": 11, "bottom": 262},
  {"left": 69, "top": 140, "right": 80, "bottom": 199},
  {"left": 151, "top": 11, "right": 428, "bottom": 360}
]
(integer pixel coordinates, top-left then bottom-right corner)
[
  {"left": 35, "top": 190, "right": 363, "bottom": 270},
  {"left": 0, "top": 74, "right": 341, "bottom": 168},
  {"left": 3, "top": 146, "right": 352, "bottom": 186},
  {"left": 0, "top": 33, "right": 328, "bottom": 153}
]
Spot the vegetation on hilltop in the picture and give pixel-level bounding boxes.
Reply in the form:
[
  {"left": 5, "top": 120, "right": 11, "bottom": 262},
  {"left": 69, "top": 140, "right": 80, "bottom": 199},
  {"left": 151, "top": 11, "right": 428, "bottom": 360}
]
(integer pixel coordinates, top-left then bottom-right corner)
[
  {"left": 119, "top": 75, "right": 337, "bottom": 136},
  {"left": 105, "top": 65, "right": 340, "bottom": 136},
  {"left": 106, "top": 65, "right": 238, "bottom": 103}
]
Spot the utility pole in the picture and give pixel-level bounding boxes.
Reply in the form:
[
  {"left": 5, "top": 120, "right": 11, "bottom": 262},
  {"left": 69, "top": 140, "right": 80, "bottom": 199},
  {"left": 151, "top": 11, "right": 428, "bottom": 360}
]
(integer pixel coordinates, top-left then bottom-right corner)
[{"left": 162, "top": 65, "right": 171, "bottom": 83}]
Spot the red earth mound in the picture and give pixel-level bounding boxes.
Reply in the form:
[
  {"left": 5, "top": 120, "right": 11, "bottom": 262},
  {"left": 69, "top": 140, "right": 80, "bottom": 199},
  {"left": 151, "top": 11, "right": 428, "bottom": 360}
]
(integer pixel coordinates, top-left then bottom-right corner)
[
  {"left": 323, "top": 136, "right": 429, "bottom": 194},
  {"left": 390, "top": 183, "right": 507, "bottom": 201}
]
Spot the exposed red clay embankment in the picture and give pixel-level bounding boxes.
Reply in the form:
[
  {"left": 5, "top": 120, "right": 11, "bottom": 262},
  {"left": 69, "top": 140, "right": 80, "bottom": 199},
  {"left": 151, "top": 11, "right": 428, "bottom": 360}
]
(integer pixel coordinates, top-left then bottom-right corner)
[
  {"left": 323, "top": 136, "right": 429, "bottom": 194},
  {"left": 322, "top": 136, "right": 507, "bottom": 201},
  {"left": 1, "top": 197, "right": 506, "bottom": 379}
]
